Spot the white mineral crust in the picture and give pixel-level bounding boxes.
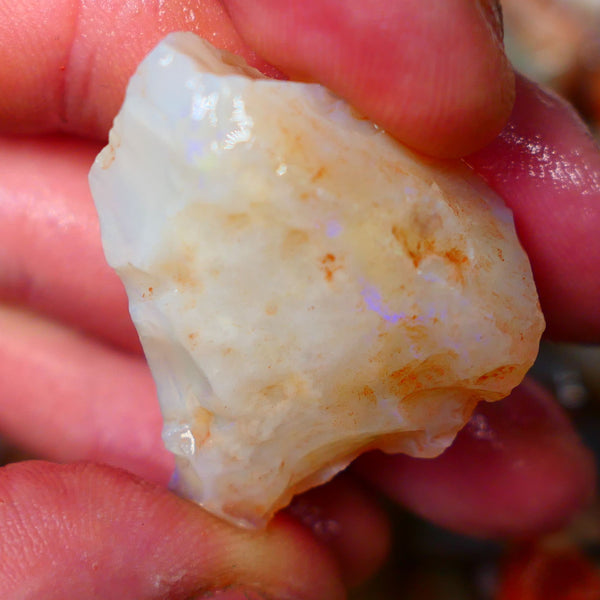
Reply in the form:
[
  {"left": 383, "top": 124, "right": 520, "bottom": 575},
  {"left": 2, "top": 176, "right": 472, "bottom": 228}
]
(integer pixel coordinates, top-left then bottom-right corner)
[{"left": 89, "top": 32, "right": 545, "bottom": 528}]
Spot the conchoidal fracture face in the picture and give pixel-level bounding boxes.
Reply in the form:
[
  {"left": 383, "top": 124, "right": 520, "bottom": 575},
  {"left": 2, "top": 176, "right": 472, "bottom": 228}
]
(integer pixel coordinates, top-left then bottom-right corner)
[{"left": 89, "top": 32, "right": 544, "bottom": 528}]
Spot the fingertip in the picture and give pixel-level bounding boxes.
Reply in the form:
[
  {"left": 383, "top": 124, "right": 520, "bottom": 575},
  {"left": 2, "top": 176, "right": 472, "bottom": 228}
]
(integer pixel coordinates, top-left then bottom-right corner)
[{"left": 222, "top": 0, "right": 515, "bottom": 157}]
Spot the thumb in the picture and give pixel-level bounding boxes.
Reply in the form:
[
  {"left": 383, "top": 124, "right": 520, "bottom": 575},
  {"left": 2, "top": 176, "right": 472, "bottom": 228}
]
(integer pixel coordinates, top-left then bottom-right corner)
[
  {"left": 0, "top": 462, "right": 345, "bottom": 600},
  {"left": 221, "top": 0, "right": 514, "bottom": 157}
]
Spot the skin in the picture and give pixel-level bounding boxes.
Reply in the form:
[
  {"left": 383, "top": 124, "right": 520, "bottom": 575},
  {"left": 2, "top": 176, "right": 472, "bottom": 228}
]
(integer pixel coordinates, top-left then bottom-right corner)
[{"left": 0, "top": 0, "right": 597, "bottom": 597}]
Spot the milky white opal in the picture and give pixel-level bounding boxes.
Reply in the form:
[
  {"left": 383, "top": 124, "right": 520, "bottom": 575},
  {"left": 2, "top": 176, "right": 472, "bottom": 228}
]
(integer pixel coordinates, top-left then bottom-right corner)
[{"left": 89, "top": 32, "right": 544, "bottom": 527}]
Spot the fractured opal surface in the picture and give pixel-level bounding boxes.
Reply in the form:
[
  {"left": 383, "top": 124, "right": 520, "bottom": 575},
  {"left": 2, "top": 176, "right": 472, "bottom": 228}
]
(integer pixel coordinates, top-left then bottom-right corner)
[{"left": 89, "top": 33, "right": 545, "bottom": 527}]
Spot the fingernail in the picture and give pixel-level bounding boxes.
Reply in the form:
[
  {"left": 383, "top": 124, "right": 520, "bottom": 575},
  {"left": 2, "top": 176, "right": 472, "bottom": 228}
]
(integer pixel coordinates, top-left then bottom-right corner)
[{"left": 477, "top": 0, "right": 505, "bottom": 44}]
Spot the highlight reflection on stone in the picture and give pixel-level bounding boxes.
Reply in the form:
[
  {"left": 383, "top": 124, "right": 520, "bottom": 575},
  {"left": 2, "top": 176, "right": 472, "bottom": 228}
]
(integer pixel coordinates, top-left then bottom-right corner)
[{"left": 89, "top": 33, "right": 545, "bottom": 528}]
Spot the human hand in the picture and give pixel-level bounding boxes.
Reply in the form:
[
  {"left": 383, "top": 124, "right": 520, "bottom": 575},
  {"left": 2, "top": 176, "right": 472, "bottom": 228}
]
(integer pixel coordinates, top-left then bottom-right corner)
[{"left": 0, "top": 1, "right": 597, "bottom": 598}]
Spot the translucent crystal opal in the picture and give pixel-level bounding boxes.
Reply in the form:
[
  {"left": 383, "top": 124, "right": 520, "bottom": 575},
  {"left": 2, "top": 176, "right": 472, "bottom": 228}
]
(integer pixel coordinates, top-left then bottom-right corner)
[{"left": 89, "top": 33, "right": 544, "bottom": 528}]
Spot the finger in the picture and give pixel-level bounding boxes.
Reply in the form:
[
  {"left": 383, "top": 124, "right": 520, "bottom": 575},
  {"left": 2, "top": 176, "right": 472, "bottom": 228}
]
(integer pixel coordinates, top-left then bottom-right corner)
[
  {"left": 220, "top": 0, "right": 515, "bottom": 157},
  {"left": 354, "top": 379, "right": 596, "bottom": 539},
  {"left": 0, "top": 0, "right": 280, "bottom": 140},
  {"left": 0, "top": 461, "right": 346, "bottom": 600},
  {"left": 467, "top": 75, "right": 600, "bottom": 342},
  {"left": 0, "top": 134, "right": 140, "bottom": 352},
  {"left": 0, "top": 304, "right": 173, "bottom": 484},
  {"left": 0, "top": 0, "right": 512, "bottom": 155}
]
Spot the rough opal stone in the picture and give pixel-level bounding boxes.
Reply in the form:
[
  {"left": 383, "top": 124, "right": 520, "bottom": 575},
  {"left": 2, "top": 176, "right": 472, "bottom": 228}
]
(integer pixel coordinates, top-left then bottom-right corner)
[{"left": 89, "top": 32, "right": 545, "bottom": 528}]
